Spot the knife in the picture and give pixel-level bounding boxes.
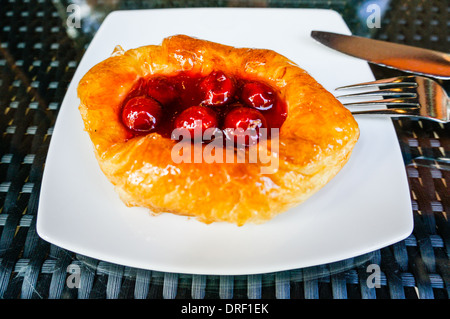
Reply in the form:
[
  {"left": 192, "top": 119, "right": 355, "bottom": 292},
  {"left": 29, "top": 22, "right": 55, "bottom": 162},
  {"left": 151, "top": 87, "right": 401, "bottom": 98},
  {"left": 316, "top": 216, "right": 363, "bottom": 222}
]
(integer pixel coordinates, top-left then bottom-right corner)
[{"left": 311, "top": 30, "right": 450, "bottom": 80}]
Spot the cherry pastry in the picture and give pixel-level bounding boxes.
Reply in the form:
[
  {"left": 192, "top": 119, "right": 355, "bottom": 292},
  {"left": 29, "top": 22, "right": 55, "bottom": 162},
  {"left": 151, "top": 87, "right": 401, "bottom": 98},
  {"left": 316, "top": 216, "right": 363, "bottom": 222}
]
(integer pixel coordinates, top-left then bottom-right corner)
[{"left": 78, "top": 35, "right": 359, "bottom": 226}]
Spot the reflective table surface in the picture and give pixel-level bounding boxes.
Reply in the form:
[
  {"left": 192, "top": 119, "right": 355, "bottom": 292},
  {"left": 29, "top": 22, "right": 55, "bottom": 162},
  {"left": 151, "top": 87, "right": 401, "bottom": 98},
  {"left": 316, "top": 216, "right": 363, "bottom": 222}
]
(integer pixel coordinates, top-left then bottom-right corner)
[{"left": 0, "top": 0, "right": 448, "bottom": 300}]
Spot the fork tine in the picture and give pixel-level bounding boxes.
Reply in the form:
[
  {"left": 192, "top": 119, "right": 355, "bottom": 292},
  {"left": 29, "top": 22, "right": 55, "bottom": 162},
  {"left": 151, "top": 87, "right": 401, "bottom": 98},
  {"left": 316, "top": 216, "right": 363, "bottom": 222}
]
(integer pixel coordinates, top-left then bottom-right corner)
[
  {"left": 336, "top": 88, "right": 417, "bottom": 99},
  {"left": 336, "top": 76, "right": 417, "bottom": 90},
  {"left": 351, "top": 107, "right": 420, "bottom": 116},
  {"left": 342, "top": 97, "right": 420, "bottom": 107}
]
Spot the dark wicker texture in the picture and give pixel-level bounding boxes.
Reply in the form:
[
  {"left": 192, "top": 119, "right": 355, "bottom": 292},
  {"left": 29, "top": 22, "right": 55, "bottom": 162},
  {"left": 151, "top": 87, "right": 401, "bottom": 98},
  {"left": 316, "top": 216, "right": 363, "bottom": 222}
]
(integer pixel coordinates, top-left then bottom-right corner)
[{"left": 0, "top": 0, "right": 448, "bottom": 299}]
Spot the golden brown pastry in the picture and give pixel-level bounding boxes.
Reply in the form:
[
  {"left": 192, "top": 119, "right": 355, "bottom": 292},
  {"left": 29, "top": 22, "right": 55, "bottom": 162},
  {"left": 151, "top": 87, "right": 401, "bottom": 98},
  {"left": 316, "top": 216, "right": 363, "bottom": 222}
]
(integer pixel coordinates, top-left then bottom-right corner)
[{"left": 77, "top": 35, "right": 359, "bottom": 226}]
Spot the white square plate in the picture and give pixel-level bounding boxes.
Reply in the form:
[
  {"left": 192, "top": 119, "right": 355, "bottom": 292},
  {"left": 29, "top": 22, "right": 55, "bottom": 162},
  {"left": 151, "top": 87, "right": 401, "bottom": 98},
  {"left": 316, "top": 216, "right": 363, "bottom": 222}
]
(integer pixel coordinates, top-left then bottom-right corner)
[{"left": 37, "top": 8, "right": 413, "bottom": 275}]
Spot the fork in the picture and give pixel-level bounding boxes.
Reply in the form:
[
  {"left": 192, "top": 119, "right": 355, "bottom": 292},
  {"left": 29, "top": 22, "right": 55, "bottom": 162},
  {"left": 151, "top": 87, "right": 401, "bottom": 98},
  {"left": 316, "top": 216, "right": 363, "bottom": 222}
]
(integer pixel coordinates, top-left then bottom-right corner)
[{"left": 335, "top": 76, "right": 450, "bottom": 123}]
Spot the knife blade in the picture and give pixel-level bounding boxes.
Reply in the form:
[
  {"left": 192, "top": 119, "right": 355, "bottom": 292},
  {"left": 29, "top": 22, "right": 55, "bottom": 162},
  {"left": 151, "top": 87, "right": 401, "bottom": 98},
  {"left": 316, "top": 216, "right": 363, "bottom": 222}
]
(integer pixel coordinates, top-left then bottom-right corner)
[{"left": 311, "top": 30, "right": 450, "bottom": 80}]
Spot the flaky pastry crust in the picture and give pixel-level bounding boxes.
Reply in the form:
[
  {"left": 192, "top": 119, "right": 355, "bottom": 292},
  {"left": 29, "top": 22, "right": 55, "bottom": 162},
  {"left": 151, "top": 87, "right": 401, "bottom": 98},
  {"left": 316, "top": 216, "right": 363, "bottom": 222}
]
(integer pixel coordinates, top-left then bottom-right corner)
[{"left": 78, "top": 35, "right": 359, "bottom": 226}]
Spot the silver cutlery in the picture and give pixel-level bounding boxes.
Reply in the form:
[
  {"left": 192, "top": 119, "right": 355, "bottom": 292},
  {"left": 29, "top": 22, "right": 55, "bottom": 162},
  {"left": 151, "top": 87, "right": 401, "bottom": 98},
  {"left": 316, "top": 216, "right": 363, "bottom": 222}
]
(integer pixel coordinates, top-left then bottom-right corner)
[
  {"left": 335, "top": 76, "right": 450, "bottom": 123},
  {"left": 311, "top": 31, "right": 450, "bottom": 80}
]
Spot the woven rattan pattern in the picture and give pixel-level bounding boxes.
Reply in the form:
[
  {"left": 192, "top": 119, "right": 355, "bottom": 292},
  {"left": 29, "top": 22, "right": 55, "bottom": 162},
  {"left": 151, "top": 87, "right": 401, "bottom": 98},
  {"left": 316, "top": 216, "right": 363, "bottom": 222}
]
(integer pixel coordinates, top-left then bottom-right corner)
[{"left": 0, "top": 0, "right": 448, "bottom": 299}]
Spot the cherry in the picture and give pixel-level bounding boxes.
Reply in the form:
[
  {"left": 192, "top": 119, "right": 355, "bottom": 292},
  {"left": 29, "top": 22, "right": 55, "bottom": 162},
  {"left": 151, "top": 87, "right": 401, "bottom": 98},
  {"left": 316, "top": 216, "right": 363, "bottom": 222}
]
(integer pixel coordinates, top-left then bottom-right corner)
[
  {"left": 241, "top": 82, "right": 275, "bottom": 111},
  {"left": 147, "top": 76, "right": 179, "bottom": 105},
  {"left": 200, "top": 71, "right": 235, "bottom": 106},
  {"left": 173, "top": 106, "right": 219, "bottom": 141},
  {"left": 122, "top": 96, "right": 163, "bottom": 133},
  {"left": 223, "top": 106, "right": 267, "bottom": 146},
  {"left": 127, "top": 78, "right": 147, "bottom": 98}
]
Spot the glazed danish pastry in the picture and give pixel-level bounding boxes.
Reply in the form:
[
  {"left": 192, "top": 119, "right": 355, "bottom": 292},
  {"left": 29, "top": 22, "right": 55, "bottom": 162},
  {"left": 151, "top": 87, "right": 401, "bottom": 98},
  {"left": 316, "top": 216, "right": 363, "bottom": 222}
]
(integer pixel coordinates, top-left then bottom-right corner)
[{"left": 78, "top": 35, "right": 359, "bottom": 226}]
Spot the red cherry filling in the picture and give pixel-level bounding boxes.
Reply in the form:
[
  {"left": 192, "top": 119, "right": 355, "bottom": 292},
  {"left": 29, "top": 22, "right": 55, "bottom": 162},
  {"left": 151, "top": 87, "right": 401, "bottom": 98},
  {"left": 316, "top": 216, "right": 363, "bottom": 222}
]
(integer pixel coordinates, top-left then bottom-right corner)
[
  {"left": 122, "top": 96, "right": 163, "bottom": 133},
  {"left": 200, "top": 71, "right": 235, "bottom": 106},
  {"left": 122, "top": 72, "right": 286, "bottom": 144},
  {"left": 223, "top": 106, "right": 267, "bottom": 146},
  {"left": 147, "top": 77, "right": 179, "bottom": 105},
  {"left": 241, "top": 82, "right": 275, "bottom": 111},
  {"left": 173, "top": 106, "right": 219, "bottom": 140}
]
